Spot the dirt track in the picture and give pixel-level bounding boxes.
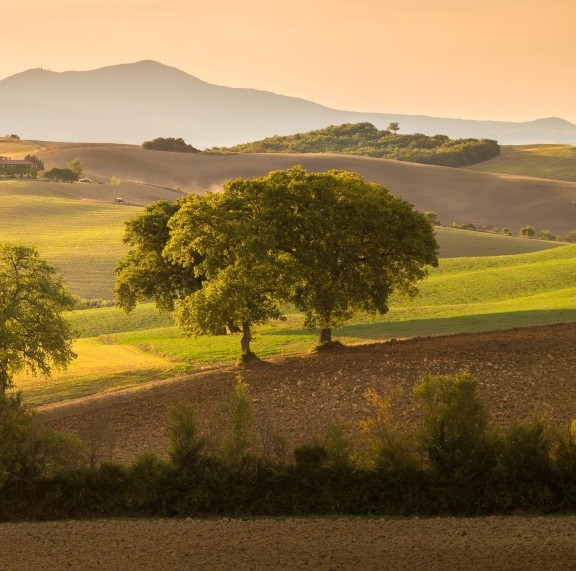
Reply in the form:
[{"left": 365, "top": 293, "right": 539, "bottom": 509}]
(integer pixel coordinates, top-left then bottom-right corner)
[{"left": 16, "top": 323, "right": 576, "bottom": 569}]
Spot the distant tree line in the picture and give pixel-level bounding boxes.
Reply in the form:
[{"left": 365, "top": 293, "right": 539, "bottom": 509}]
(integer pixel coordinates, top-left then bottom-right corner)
[
  {"left": 142, "top": 137, "right": 200, "bottom": 153},
  {"left": 209, "top": 122, "right": 501, "bottom": 168}
]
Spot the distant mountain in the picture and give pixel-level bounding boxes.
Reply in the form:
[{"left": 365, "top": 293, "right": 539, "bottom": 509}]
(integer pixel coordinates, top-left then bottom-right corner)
[{"left": 1, "top": 60, "right": 575, "bottom": 148}]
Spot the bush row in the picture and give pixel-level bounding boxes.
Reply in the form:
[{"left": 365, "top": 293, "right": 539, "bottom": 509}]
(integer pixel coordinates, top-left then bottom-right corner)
[{"left": 1, "top": 372, "right": 576, "bottom": 520}]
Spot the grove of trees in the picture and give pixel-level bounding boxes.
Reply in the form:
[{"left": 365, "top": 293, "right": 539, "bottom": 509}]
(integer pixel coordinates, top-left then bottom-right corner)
[
  {"left": 209, "top": 122, "right": 501, "bottom": 167},
  {"left": 142, "top": 137, "right": 200, "bottom": 153},
  {"left": 115, "top": 166, "right": 438, "bottom": 357}
]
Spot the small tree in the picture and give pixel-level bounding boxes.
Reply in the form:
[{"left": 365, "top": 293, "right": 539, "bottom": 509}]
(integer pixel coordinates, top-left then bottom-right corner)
[
  {"left": 41, "top": 168, "right": 79, "bottom": 182},
  {"left": 109, "top": 175, "right": 122, "bottom": 186},
  {"left": 565, "top": 230, "right": 576, "bottom": 243},
  {"left": 538, "top": 229, "right": 555, "bottom": 241},
  {"left": 519, "top": 225, "right": 535, "bottom": 238},
  {"left": 0, "top": 243, "right": 76, "bottom": 394},
  {"left": 387, "top": 122, "right": 400, "bottom": 135},
  {"left": 414, "top": 372, "right": 495, "bottom": 479},
  {"left": 68, "top": 158, "right": 84, "bottom": 176}
]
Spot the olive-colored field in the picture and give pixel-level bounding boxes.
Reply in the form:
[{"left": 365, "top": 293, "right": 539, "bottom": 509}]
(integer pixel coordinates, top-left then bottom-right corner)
[{"left": 467, "top": 144, "right": 576, "bottom": 182}]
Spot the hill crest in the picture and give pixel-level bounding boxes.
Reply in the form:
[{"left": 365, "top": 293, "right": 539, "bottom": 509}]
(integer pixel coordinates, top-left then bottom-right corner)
[{"left": 1, "top": 61, "right": 576, "bottom": 147}]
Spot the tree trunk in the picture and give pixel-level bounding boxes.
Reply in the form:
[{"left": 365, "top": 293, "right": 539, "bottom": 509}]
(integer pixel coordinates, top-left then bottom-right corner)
[
  {"left": 240, "top": 322, "right": 252, "bottom": 354},
  {"left": 0, "top": 359, "right": 9, "bottom": 396},
  {"left": 320, "top": 328, "right": 332, "bottom": 344}
]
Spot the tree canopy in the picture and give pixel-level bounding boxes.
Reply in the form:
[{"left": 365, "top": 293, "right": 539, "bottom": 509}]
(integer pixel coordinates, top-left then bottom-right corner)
[
  {"left": 0, "top": 243, "right": 76, "bottom": 394},
  {"left": 116, "top": 167, "right": 438, "bottom": 355},
  {"left": 209, "top": 122, "right": 500, "bottom": 167},
  {"left": 142, "top": 137, "right": 200, "bottom": 153}
]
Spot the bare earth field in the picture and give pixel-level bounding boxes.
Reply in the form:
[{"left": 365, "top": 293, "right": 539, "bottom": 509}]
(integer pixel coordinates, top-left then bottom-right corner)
[
  {"left": 13, "top": 323, "right": 576, "bottom": 569},
  {"left": 2, "top": 516, "right": 576, "bottom": 570},
  {"left": 33, "top": 141, "right": 576, "bottom": 235}
]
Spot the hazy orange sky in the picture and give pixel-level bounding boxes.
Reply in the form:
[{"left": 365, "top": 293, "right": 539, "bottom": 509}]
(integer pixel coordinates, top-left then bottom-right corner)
[{"left": 3, "top": 0, "right": 575, "bottom": 123}]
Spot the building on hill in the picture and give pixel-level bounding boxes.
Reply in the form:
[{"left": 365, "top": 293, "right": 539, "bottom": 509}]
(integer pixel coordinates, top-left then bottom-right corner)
[{"left": 0, "top": 159, "right": 37, "bottom": 177}]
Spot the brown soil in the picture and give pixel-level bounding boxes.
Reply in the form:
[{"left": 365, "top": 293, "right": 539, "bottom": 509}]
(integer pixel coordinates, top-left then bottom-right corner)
[
  {"left": 2, "top": 517, "right": 576, "bottom": 570},
  {"left": 38, "top": 322, "right": 576, "bottom": 463},
  {"left": 10, "top": 323, "right": 576, "bottom": 569},
  {"left": 34, "top": 141, "right": 576, "bottom": 235}
]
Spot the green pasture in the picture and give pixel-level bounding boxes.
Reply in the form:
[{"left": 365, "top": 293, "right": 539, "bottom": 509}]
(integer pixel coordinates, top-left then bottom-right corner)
[
  {"left": 0, "top": 180, "right": 138, "bottom": 298},
  {"left": 467, "top": 144, "right": 576, "bottom": 182},
  {"left": 14, "top": 244, "right": 576, "bottom": 406},
  {"left": 0, "top": 179, "right": 565, "bottom": 302}
]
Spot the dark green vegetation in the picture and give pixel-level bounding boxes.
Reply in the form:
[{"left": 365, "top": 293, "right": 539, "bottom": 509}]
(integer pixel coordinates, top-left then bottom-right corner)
[
  {"left": 41, "top": 168, "right": 79, "bottom": 182},
  {"left": 116, "top": 167, "right": 438, "bottom": 352},
  {"left": 210, "top": 122, "right": 501, "bottom": 167},
  {"left": 2, "top": 372, "right": 576, "bottom": 520},
  {"left": 0, "top": 243, "right": 75, "bottom": 395},
  {"left": 142, "top": 137, "right": 200, "bottom": 153},
  {"left": 467, "top": 144, "right": 576, "bottom": 182}
]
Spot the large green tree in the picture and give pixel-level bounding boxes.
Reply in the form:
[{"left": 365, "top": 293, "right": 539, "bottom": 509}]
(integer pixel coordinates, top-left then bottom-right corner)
[
  {"left": 0, "top": 243, "right": 76, "bottom": 394},
  {"left": 165, "top": 190, "right": 283, "bottom": 356},
  {"left": 114, "top": 199, "right": 202, "bottom": 313},
  {"left": 226, "top": 166, "right": 439, "bottom": 344},
  {"left": 116, "top": 166, "right": 438, "bottom": 355}
]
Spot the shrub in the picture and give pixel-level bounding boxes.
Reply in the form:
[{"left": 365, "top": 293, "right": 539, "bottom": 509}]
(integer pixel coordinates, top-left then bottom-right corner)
[
  {"left": 414, "top": 372, "right": 495, "bottom": 480},
  {"left": 358, "top": 387, "right": 418, "bottom": 474},
  {"left": 220, "top": 376, "right": 255, "bottom": 465},
  {"left": 519, "top": 225, "right": 535, "bottom": 238},
  {"left": 168, "top": 401, "right": 207, "bottom": 467}
]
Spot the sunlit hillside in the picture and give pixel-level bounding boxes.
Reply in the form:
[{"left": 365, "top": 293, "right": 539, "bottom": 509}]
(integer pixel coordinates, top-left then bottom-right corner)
[{"left": 467, "top": 144, "right": 576, "bottom": 183}]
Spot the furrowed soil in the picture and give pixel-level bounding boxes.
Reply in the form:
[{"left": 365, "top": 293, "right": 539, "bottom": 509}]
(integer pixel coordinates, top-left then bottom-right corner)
[{"left": 6, "top": 323, "right": 576, "bottom": 570}]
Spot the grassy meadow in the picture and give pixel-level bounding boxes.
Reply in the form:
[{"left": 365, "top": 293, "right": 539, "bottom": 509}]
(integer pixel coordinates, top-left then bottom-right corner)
[
  {"left": 2, "top": 167, "right": 575, "bottom": 406},
  {"left": 467, "top": 144, "right": 576, "bottom": 182},
  {"left": 15, "top": 243, "right": 576, "bottom": 406},
  {"left": 0, "top": 180, "right": 138, "bottom": 298}
]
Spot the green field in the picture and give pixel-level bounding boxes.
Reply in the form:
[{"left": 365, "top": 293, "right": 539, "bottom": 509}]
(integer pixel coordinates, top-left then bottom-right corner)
[
  {"left": 15, "top": 244, "right": 576, "bottom": 406},
  {"left": 0, "top": 180, "right": 138, "bottom": 298},
  {"left": 3, "top": 176, "right": 575, "bottom": 407},
  {"left": 0, "top": 180, "right": 564, "bottom": 302},
  {"left": 467, "top": 144, "right": 576, "bottom": 182}
]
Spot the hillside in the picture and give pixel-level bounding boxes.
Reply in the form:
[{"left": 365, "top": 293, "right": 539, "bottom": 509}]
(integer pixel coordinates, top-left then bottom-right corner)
[
  {"left": 1, "top": 61, "right": 576, "bottom": 146},
  {"left": 210, "top": 122, "right": 501, "bottom": 167},
  {"left": 467, "top": 144, "right": 576, "bottom": 182},
  {"left": 33, "top": 141, "right": 576, "bottom": 236},
  {"left": 38, "top": 323, "right": 576, "bottom": 464}
]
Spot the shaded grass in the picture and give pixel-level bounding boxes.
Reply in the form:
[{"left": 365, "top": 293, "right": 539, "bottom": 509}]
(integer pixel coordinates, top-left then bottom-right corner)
[{"left": 467, "top": 144, "right": 576, "bottom": 182}]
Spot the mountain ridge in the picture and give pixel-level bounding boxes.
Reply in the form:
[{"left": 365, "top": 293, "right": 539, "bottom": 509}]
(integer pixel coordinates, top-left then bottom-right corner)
[{"left": 1, "top": 60, "right": 575, "bottom": 147}]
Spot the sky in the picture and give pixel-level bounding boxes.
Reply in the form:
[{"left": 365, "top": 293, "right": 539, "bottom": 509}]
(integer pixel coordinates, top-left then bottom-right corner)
[{"left": 2, "top": 0, "right": 575, "bottom": 123}]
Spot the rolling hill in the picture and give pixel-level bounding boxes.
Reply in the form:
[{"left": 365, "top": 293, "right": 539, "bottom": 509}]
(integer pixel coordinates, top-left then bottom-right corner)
[
  {"left": 31, "top": 141, "right": 576, "bottom": 236},
  {"left": 466, "top": 144, "right": 576, "bottom": 182},
  {"left": 1, "top": 61, "right": 576, "bottom": 146}
]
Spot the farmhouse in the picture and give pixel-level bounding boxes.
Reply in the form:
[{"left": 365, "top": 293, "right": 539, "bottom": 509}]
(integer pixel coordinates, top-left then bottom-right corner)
[{"left": 0, "top": 159, "right": 37, "bottom": 177}]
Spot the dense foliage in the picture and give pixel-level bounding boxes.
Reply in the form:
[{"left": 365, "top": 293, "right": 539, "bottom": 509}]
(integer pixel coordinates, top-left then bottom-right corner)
[
  {"left": 209, "top": 122, "right": 501, "bottom": 167},
  {"left": 0, "top": 243, "right": 76, "bottom": 394},
  {"left": 116, "top": 167, "right": 438, "bottom": 353},
  {"left": 40, "top": 168, "right": 79, "bottom": 182},
  {"left": 142, "top": 137, "right": 200, "bottom": 153},
  {"left": 2, "top": 372, "right": 576, "bottom": 520}
]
